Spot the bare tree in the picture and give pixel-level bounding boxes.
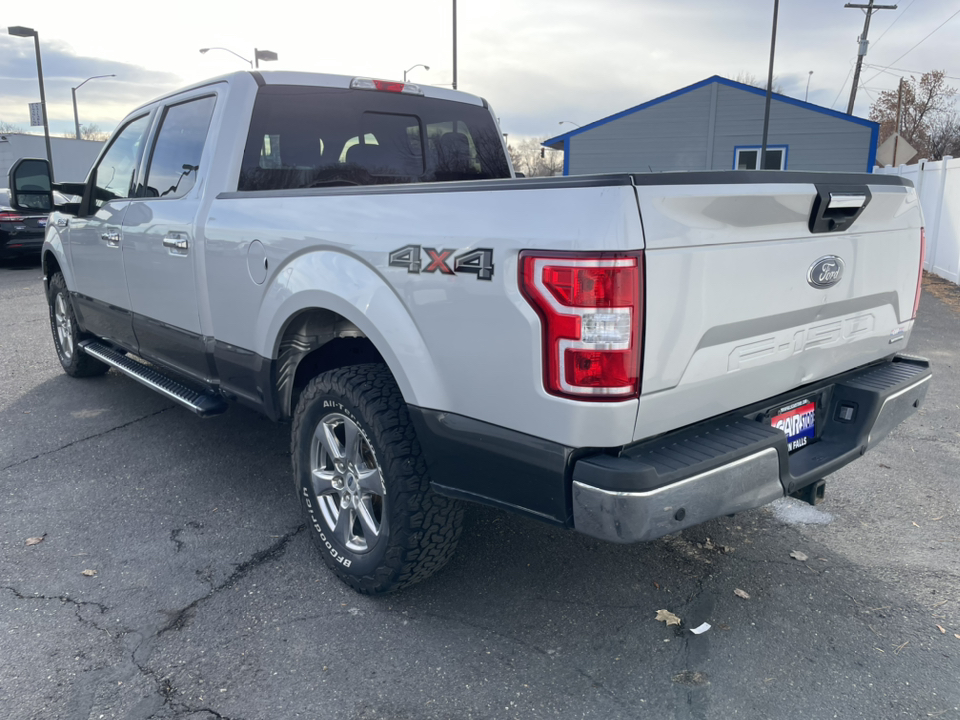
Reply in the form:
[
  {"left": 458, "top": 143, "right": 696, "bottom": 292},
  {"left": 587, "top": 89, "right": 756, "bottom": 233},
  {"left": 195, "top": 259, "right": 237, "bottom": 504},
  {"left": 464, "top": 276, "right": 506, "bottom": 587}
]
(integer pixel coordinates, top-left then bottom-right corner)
[
  {"left": 731, "top": 71, "right": 783, "bottom": 94},
  {"left": 869, "top": 70, "right": 957, "bottom": 160},
  {"left": 927, "top": 111, "right": 960, "bottom": 160},
  {"left": 0, "top": 119, "right": 25, "bottom": 133},
  {"left": 508, "top": 137, "right": 563, "bottom": 177},
  {"left": 80, "top": 123, "right": 110, "bottom": 142}
]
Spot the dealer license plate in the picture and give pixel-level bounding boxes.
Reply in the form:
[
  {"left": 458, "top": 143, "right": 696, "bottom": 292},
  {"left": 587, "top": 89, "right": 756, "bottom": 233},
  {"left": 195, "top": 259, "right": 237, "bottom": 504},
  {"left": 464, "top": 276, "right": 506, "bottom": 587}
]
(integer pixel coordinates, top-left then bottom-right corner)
[{"left": 771, "top": 399, "right": 816, "bottom": 452}]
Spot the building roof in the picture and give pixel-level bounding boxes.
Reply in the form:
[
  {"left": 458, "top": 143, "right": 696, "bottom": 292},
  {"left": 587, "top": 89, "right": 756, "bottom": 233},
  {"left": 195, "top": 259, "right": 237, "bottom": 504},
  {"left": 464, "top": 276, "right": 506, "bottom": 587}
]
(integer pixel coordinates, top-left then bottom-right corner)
[{"left": 542, "top": 75, "right": 878, "bottom": 151}]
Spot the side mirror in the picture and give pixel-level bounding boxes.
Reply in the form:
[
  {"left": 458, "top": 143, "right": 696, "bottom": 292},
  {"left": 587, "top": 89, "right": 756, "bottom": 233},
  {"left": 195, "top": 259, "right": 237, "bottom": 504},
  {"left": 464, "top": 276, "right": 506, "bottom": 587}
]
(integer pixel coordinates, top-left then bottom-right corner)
[{"left": 8, "top": 157, "right": 54, "bottom": 212}]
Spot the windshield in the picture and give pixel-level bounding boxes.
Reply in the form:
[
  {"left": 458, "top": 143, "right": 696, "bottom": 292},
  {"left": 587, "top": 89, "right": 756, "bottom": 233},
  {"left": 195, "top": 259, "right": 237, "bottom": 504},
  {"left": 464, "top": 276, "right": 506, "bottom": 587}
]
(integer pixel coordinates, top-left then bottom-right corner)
[{"left": 238, "top": 86, "right": 510, "bottom": 191}]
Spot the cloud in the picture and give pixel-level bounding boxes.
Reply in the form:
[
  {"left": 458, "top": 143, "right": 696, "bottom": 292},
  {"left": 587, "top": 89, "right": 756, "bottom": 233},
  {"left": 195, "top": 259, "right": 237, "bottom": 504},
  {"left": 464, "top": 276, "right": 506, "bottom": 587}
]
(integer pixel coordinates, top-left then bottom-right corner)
[{"left": 0, "top": 36, "right": 180, "bottom": 136}]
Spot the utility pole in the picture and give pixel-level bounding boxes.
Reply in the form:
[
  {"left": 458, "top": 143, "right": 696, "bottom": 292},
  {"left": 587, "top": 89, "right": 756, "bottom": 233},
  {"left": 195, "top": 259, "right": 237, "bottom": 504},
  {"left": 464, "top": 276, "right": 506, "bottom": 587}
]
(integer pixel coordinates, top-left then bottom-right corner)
[
  {"left": 452, "top": 0, "right": 458, "bottom": 90},
  {"left": 844, "top": 0, "right": 897, "bottom": 115},
  {"left": 760, "top": 0, "right": 780, "bottom": 171},
  {"left": 893, "top": 77, "right": 904, "bottom": 165}
]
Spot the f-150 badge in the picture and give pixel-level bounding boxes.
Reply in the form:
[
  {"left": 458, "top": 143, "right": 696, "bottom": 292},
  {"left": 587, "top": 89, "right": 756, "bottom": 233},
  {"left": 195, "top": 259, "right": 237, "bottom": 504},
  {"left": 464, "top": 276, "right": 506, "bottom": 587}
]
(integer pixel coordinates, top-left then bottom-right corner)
[{"left": 389, "top": 244, "right": 494, "bottom": 280}]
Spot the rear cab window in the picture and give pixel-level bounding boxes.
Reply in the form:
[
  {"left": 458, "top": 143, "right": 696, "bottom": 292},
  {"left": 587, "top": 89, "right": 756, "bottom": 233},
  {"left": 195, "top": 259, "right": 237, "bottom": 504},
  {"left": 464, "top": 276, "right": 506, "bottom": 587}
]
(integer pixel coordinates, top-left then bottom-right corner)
[{"left": 238, "top": 86, "right": 510, "bottom": 191}]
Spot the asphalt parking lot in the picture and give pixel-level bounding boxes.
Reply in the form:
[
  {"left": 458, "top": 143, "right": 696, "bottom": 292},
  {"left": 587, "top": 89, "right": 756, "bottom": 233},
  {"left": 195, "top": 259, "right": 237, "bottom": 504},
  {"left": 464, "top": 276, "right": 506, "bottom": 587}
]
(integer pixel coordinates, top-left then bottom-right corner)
[{"left": 2, "top": 257, "right": 959, "bottom": 720}]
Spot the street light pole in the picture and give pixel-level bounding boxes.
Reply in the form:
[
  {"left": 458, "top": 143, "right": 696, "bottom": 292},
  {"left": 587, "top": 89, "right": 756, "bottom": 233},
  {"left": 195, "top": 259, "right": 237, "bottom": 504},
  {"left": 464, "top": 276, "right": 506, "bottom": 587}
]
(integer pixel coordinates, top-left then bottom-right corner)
[
  {"left": 452, "top": 0, "right": 458, "bottom": 90},
  {"left": 804, "top": 71, "right": 813, "bottom": 102},
  {"left": 200, "top": 47, "right": 251, "bottom": 67},
  {"left": 8, "top": 26, "right": 55, "bottom": 181},
  {"left": 72, "top": 74, "right": 115, "bottom": 140},
  {"left": 253, "top": 49, "right": 278, "bottom": 68},
  {"left": 200, "top": 47, "right": 278, "bottom": 69},
  {"left": 403, "top": 64, "right": 429, "bottom": 82}
]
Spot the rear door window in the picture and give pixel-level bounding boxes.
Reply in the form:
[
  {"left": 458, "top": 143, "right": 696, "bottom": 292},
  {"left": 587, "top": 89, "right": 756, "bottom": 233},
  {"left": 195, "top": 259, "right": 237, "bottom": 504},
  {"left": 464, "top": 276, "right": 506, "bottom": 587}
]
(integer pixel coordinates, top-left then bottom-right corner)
[
  {"left": 238, "top": 86, "right": 509, "bottom": 191},
  {"left": 140, "top": 95, "right": 217, "bottom": 199}
]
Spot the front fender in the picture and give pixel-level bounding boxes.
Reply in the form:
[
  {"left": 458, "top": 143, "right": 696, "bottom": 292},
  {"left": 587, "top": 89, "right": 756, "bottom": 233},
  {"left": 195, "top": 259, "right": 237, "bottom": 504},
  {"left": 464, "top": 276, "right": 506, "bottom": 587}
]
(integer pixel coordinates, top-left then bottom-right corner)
[
  {"left": 41, "top": 219, "right": 72, "bottom": 290},
  {"left": 255, "top": 250, "right": 448, "bottom": 410}
]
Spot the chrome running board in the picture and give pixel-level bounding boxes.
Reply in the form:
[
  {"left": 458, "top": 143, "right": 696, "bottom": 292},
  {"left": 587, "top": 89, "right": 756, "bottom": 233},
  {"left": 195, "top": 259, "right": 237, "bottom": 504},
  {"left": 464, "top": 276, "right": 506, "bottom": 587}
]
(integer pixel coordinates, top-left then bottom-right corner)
[{"left": 79, "top": 340, "right": 227, "bottom": 418}]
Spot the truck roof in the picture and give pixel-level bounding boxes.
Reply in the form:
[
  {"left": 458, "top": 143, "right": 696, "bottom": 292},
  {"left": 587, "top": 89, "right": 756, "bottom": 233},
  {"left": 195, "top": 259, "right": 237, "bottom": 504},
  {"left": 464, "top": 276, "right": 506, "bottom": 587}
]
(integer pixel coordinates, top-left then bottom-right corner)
[{"left": 135, "top": 70, "right": 487, "bottom": 114}]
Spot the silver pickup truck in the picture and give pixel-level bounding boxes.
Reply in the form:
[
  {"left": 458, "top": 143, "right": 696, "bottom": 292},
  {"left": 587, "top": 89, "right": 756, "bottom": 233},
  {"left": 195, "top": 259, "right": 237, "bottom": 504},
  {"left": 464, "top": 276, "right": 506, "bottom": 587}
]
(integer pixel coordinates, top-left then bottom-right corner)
[{"left": 8, "top": 70, "right": 930, "bottom": 594}]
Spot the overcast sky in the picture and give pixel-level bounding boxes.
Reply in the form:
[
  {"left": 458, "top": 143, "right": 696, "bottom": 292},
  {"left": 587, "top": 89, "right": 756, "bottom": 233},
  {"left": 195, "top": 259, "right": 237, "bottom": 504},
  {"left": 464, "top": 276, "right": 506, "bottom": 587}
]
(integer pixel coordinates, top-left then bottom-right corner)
[{"left": 2, "top": 0, "right": 958, "bottom": 143}]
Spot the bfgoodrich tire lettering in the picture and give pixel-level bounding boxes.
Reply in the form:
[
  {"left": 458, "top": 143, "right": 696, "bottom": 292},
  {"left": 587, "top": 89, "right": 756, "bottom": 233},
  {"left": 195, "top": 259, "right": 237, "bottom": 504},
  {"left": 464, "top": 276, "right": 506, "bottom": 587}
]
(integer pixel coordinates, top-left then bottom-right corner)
[
  {"left": 47, "top": 272, "right": 109, "bottom": 378},
  {"left": 292, "top": 364, "right": 463, "bottom": 594}
]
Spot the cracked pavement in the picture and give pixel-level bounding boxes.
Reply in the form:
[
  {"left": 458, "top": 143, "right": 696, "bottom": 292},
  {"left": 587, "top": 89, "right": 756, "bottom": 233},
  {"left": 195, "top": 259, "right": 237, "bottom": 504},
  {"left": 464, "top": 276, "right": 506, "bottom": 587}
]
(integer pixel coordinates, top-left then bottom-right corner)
[{"left": 2, "top": 258, "right": 959, "bottom": 720}]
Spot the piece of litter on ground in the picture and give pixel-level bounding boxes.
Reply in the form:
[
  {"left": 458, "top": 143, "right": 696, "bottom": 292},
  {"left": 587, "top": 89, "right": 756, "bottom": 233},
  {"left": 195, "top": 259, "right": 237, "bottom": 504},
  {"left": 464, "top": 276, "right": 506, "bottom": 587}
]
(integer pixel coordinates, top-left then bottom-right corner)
[
  {"left": 771, "top": 497, "right": 833, "bottom": 526},
  {"left": 734, "top": 588, "right": 750, "bottom": 599},
  {"left": 912, "top": 521, "right": 921, "bottom": 528},
  {"left": 790, "top": 550, "right": 809, "bottom": 562},
  {"left": 690, "top": 622, "right": 711, "bottom": 635},
  {"left": 955, "top": 634, "right": 960, "bottom": 640},
  {"left": 655, "top": 609, "right": 681, "bottom": 627},
  {"left": 81, "top": 569, "right": 97, "bottom": 577},
  {"left": 25, "top": 536, "right": 45, "bottom": 546},
  {"left": 936, "top": 625, "right": 946, "bottom": 634}
]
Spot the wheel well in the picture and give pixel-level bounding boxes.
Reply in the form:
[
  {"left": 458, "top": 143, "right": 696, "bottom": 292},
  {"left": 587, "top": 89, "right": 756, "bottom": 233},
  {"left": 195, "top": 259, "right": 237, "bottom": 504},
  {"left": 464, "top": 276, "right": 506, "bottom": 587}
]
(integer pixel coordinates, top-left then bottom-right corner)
[
  {"left": 42, "top": 251, "right": 61, "bottom": 292},
  {"left": 276, "top": 309, "right": 386, "bottom": 418}
]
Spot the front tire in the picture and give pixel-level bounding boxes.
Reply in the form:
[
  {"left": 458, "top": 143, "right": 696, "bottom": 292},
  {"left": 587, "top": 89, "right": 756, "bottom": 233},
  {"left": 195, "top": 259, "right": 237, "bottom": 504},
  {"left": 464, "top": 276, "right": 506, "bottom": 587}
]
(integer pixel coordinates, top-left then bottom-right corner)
[
  {"left": 47, "top": 272, "right": 109, "bottom": 378},
  {"left": 292, "top": 364, "right": 463, "bottom": 594}
]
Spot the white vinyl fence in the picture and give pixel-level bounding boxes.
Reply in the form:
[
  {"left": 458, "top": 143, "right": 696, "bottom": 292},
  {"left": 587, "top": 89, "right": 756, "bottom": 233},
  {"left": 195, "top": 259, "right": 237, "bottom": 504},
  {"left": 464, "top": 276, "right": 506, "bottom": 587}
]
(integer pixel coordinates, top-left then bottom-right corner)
[{"left": 876, "top": 156, "right": 960, "bottom": 284}]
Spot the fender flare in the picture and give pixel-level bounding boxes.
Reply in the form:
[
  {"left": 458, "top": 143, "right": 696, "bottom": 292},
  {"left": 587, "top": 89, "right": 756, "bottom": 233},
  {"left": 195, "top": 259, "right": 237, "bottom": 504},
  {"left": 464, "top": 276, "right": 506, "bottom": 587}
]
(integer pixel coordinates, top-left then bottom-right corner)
[
  {"left": 41, "top": 226, "right": 73, "bottom": 290},
  {"left": 253, "top": 250, "right": 448, "bottom": 410}
]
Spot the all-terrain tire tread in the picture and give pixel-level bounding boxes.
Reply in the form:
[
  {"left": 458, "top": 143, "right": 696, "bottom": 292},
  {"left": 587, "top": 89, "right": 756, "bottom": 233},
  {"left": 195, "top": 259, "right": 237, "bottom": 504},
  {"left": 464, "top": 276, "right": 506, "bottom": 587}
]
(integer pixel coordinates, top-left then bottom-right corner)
[{"left": 292, "top": 363, "right": 463, "bottom": 594}]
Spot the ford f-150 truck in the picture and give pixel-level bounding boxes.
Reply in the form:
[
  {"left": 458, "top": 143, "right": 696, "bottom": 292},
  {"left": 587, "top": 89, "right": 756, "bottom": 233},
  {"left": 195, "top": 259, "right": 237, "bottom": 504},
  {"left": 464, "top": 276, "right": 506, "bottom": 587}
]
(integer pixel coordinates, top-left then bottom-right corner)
[{"left": 8, "top": 70, "right": 930, "bottom": 594}]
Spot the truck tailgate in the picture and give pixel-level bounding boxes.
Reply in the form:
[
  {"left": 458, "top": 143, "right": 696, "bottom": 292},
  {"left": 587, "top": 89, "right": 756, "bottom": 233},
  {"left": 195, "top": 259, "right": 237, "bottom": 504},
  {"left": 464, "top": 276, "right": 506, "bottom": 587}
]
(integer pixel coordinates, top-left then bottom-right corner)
[{"left": 633, "top": 176, "right": 923, "bottom": 441}]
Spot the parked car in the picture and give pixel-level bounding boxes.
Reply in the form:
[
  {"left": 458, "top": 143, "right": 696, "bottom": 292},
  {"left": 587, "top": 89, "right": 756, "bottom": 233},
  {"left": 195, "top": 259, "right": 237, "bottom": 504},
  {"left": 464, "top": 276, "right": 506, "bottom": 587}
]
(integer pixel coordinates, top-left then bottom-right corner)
[{"left": 0, "top": 189, "right": 70, "bottom": 261}]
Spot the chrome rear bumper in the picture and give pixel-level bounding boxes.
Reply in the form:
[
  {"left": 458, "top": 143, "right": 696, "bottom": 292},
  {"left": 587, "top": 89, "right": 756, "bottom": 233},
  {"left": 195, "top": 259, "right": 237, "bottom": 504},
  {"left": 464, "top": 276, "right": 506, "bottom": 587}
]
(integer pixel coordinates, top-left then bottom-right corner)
[{"left": 572, "top": 356, "right": 931, "bottom": 544}]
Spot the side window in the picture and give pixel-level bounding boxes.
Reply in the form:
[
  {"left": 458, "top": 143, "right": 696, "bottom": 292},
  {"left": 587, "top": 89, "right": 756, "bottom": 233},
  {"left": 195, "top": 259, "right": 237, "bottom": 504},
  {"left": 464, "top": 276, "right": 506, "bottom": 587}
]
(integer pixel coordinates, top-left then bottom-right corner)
[
  {"left": 92, "top": 114, "right": 151, "bottom": 209},
  {"left": 142, "top": 96, "right": 217, "bottom": 199}
]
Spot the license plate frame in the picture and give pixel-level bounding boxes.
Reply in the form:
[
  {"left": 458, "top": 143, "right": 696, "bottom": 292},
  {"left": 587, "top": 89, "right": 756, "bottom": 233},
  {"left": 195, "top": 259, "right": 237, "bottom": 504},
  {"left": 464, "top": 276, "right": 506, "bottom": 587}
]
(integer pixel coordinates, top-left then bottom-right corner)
[{"left": 770, "top": 397, "right": 818, "bottom": 453}]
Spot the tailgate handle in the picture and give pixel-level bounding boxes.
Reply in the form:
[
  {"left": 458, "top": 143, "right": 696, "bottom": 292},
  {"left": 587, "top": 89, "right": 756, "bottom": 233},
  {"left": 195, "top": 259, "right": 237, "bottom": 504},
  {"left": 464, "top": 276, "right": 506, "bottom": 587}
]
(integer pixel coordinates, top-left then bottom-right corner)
[
  {"left": 827, "top": 193, "right": 867, "bottom": 210},
  {"left": 809, "top": 184, "right": 872, "bottom": 234}
]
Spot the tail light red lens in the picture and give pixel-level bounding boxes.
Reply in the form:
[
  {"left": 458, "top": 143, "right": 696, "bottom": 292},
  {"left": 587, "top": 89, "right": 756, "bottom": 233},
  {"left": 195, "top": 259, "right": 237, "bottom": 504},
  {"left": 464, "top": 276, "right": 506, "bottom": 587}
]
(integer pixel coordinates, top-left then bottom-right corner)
[
  {"left": 912, "top": 227, "right": 925, "bottom": 319},
  {"left": 0, "top": 212, "right": 26, "bottom": 221},
  {"left": 520, "top": 252, "right": 643, "bottom": 400}
]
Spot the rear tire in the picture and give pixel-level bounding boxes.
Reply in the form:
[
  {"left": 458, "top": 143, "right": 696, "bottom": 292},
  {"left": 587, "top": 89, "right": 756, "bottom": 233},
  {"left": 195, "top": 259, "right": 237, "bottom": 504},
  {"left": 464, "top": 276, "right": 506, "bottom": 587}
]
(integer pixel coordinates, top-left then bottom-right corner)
[
  {"left": 47, "top": 272, "right": 109, "bottom": 378},
  {"left": 292, "top": 364, "right": 463, "bottom": 594}
]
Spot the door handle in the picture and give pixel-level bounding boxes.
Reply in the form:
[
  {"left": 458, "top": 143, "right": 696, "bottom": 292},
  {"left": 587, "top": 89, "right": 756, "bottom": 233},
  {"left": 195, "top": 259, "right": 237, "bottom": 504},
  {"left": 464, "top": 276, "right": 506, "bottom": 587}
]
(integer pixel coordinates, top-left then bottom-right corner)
[
  {"left": 101, "top": 230, "right": 121, "bottom": 246},
  {"left": 162, "top": 233, "right": 189, "bottom": 251}
]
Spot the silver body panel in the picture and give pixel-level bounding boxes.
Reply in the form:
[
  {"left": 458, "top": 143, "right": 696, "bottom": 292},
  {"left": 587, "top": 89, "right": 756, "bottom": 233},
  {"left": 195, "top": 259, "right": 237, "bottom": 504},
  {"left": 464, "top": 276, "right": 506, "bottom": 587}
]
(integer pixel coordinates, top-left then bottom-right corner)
[{"left": 42, "top": 71, "right": 925, "bottom": 452}]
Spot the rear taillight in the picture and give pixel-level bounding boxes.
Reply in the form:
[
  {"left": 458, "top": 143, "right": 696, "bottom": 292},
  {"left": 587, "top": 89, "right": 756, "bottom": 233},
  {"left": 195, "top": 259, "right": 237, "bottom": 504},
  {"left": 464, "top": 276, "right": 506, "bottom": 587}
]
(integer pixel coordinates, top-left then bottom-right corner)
[
  {"left": 0, "top": 211, "right": 25, "bottom": 222},
  {"left": 912, "top": 227, "right": 925, "bottom": 319},
  {"left": 520, "top": 252, "right": 643, "bottom": 400}
]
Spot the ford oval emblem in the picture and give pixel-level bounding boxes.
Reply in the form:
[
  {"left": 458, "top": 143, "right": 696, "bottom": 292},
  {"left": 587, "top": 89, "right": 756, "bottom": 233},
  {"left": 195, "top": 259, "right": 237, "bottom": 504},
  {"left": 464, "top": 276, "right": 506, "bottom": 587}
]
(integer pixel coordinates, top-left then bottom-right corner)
[{"left": 808, "top": 256, "right": 845, "bottom": 289}]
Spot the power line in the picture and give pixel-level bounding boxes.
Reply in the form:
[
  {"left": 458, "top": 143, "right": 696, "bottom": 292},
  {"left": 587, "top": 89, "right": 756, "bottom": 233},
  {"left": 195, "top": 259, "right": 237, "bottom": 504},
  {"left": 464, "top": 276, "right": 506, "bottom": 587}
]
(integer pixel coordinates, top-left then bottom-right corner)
[
  {"left": 832, "top": 65, "right": 855, "bottom": 109},
  {"left": 864, "top": 7, "right": 960, "bottom": 85},
  {"left": 863, "top": 63, "right": 960, "bottom": 81},
  {"left": 870, "top": 0, "right": 917, "bottom": 48}
]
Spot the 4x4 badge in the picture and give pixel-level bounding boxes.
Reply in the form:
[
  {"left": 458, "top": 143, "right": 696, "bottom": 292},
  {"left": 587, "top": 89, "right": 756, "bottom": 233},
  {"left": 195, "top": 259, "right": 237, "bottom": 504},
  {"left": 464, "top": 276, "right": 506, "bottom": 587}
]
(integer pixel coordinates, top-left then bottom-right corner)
[{"left": 389, "top": 245, "right": 494, "bottom": 281}]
